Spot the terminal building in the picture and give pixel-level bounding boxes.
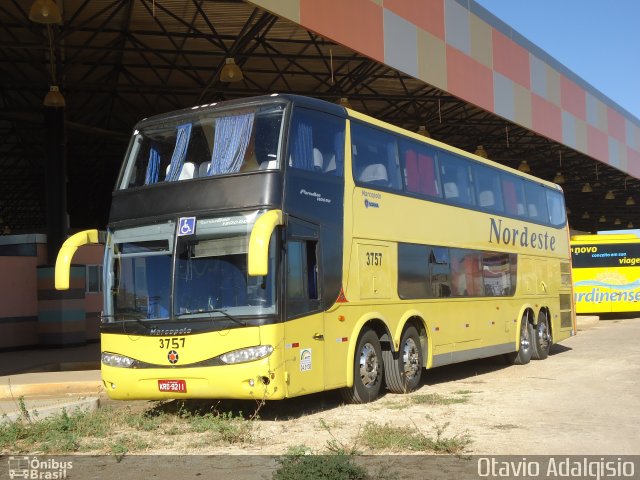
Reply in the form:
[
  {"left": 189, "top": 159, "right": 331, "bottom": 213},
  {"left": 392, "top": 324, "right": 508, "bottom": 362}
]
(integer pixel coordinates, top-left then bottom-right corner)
[{"left": 1, "top": 0, "right": 638, "bottom": 348}]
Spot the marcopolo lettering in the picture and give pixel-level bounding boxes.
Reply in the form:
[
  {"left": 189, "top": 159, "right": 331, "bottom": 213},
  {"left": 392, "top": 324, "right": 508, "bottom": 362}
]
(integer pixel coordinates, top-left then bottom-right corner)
[{"left": 489, "top": 218, "right": 556, "bottom": 251}]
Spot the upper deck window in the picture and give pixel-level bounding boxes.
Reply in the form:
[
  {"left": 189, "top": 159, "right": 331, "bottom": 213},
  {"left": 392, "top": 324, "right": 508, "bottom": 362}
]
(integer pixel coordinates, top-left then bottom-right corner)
[
  {"left": 119, "top": 104, "right": 285, "bottom": 189},
  {"left": 351, "top": 122, "right": 402, "bottom": 190},
  {"left": 288, "top": 107, "right": 345, "bottom": 176}
]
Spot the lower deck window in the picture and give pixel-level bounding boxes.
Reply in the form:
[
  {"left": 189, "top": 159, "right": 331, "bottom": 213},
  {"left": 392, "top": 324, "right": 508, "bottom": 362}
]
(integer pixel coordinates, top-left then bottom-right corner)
[{"left": 398, "top": 243, "right": 517, "bottom": 299}]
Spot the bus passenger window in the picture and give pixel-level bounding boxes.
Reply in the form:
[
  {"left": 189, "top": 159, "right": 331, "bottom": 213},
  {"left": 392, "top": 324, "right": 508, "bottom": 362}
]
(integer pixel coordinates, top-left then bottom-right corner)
[
  {"left": 401, "top": 140, "right": 440, "bottom": 198},
  {"left": 524, "top": 183, "right": 549, "bottom": 223},
  {"left": 289, "top": 107, "right": 345, "bottom": 176},
  {"left": 351, "top": 122, "right": 402, "bottom": 190},
  {"left": 398, "top": 243, "right": 430, "bottom": 299},
  {"left": 439, "top": 153, "right": 475, "bottom": 206},
  {"left": 501, "top": 174, "right": 527, "bottom": 218},
  {"left": 546, "top": 189, "right": 566, "bottom": 226},
  {"left": 429, "top": 247, "right": 451, "bottom": 298},
  {"left": 450, "top": 249, "right": 484, "bottom": 297},
  {"left": 474, "top": 164, "right": 504, "bottom": 212},
  {"left": 482, "top": 253, "right": 516, "bottom": 296}
]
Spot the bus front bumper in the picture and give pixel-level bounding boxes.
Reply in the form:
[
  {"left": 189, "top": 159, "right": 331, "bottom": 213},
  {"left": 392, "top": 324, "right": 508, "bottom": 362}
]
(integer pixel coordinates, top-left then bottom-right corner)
[{"left": 101, "top": 360, "right": 284, "bottom": 400}]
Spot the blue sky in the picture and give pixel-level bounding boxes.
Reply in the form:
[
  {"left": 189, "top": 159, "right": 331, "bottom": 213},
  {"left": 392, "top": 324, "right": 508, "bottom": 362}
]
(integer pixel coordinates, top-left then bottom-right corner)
[{"left": 474, "top": 0, "right": 640, "bottom": 121}]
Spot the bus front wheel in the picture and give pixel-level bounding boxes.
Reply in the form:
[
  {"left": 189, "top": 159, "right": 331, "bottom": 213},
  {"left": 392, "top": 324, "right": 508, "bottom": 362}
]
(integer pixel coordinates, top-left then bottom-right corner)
[
  {"left": 383, "top": 326, "right": 423, "bottom": 394},
  {"left": 532, "top": 311, "right": 551, "bottom": 360},
  {"left": 506, "top": 314, "right": 533, "bottom": 365},
  {"left": 340, "top": 328, "right": 384, "bottom": 404}
]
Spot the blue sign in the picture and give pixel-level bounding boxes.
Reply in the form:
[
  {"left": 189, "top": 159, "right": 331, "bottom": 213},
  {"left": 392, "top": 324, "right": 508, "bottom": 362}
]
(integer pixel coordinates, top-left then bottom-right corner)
[{"left": 178, "top": 217, "right": 196, "bottom": 236}]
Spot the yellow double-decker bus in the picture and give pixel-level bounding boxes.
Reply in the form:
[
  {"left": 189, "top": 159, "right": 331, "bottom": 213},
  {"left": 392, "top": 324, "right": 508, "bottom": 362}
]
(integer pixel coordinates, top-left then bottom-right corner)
[
  {"left": 56, "top": 94, "right": 574, "bottom": 403},
  {"left": 571, "top": 232, "right": 640, "bottom": 314}
]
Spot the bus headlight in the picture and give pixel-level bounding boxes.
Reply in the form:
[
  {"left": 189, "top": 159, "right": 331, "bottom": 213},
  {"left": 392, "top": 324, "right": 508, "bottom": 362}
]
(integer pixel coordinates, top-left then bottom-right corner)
[
  {"left": 102, "top": 352, "right": 136, "bottom": 368},
  {"left": 220, "top": 345, "right": 273, "bottom": 365}
]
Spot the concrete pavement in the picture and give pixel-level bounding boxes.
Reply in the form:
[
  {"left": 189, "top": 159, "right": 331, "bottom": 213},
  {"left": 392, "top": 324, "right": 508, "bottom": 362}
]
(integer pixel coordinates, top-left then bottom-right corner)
[{"left": 0, "top": 342, "right": 102, "bottom": 422}]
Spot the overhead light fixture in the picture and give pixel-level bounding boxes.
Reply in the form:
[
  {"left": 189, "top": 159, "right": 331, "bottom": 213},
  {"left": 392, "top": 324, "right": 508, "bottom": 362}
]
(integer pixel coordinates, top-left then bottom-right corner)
[
  {"left": 29, "top": 0, "right": 62, "bottom": 24},
  {"left": 474, "top": 145, "right": 488, "bottom": 158},
  {"left": 581, "top": 183, "right": 593, "bottom": 193},
  {"left": 628, "top": 222, "right": 634, "bottom": 228},
  {"left": 338, "top": 97, "right": 352, "bottom": 109},
  {"left": 43, "top": 85, "right": 65, "bottom": 107},
  {"left": 626, "top": 196, "right": 635, "bottom": 206},
  {"left": 604, "top": 190, "right": 615, "bottom": 200},
  {"left": 614, "top": 218, "right": 622, "bottom": 225},
  {"left": 517, "top": 160, "right": 530, "bottom": 173},
  {"left": 581, "top": 211, "right": 590, "bottom": 219},
  {"left": 220, "top": 58, "right": 243, "bottom": 82},
  {"left": 599, "top": 215, "right": 607, "bottom": 223},
  {"left": 417, "top": 125, "right": 430, "bottom": 138}
]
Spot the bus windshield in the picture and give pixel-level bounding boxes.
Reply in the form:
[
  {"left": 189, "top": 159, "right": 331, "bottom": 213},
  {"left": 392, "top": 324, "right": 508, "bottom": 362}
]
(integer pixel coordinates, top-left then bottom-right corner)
[
  {"left": 109, "top": 211, "right": 277, "bottom": 322},
  {"left": 119, "top": 103, "right": 285, "bottom": 189},
  {"left": 173, "top": 220, "right": 276, "bottom": 318}
]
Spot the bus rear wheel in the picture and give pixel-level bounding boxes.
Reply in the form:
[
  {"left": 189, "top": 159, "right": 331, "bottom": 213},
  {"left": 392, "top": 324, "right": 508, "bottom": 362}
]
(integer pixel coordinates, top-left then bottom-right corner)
[
  {"left": 506, "top": 314, "right": 533, "bottom": 365},
  {"left": 340, "top": 328, "right": 384, "bottom": 404},
  {"left": 532, "top": 311, "right": 551, "bottom": 360},
  {"left": 383, "top": 326, "right": 423, "bottom": 394}
]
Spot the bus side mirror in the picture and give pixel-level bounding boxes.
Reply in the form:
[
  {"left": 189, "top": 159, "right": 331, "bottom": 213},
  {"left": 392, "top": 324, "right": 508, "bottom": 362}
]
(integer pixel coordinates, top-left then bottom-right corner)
[
  {"left": 248, "top": 210, "right": 283, "bottom": 276},
  {"left": 55, "top": 229, "right": 100, "bottom": 290}
]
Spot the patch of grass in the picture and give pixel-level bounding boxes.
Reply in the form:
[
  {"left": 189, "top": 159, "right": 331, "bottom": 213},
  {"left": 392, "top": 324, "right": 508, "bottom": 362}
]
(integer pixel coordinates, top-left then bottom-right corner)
[
  {"left": 492, "top": 423, "right": 519, "bottom": 430},
  {"left": 181, "top": 410, "right": 254, "bottom": 443},
  {"left": 410, "top": 393, "right": 469, "bottom": 405},
  {"left": 376, "top": 399, "right": 406, "bottom": 410},
  {"left": 453, "top": 389, "right": 474, "bottom": 395},
  {"left": 319, "top": 418, "right": 360, "bottom": 456},
  {"left": 109, "top": 434, "right": 150, "bottom": 458},
  {"left": 123, "top": 408, "right": 167, "bottom": 432},
  {"left": 1, "top": 398, "right": 259, "bottom": 455},
  {"left": 273, "top": 445, "right": 369, "bottom": 480},
  {"left": 360, "top": 419, "right": 471, "bottom": 454},
  {"left": 0, "top": 404, "right": 114, "bottom": 454}
]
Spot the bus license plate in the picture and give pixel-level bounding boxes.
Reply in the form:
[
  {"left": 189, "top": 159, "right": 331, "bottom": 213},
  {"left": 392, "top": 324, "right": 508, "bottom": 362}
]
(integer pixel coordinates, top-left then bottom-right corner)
[{"left": 158, "top": 379, "right": 187, "bottom": 393}]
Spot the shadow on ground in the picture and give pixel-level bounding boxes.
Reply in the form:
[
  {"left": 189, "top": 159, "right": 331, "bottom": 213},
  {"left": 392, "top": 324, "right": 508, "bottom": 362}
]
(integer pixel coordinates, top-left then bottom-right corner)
[{"left": 139, "top": 345, "right": 572, "bottom": 422}]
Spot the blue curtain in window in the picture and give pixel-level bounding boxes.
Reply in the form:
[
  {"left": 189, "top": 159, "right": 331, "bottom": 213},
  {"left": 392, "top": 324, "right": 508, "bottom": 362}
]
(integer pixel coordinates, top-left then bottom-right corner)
[
  {"left": 166, "top": 123, "right": 192, "bottom": 181},
  {"left": 291, "top": 119, "right": 313, "bottom": 170},
  {"left": 207, "top": 113, "right": 255, "bottom": 175},
  {"left": 144, "top": 145, "right": 160, "bottom": 185}
]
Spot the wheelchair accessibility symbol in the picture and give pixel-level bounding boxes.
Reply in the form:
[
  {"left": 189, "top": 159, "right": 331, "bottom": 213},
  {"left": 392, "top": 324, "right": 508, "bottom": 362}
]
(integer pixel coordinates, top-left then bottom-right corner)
[{"left": 178, "top": 217, "right": 196, "bottom": 236}]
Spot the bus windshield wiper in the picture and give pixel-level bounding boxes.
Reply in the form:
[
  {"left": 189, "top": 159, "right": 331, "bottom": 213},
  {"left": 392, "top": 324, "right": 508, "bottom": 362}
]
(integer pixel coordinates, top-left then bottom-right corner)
[
  {"left": 114, "top": 308, "right": 150, "bottom": 330},
  {"left": 176, "top": 309, "right": 246, "bottom": 327}
]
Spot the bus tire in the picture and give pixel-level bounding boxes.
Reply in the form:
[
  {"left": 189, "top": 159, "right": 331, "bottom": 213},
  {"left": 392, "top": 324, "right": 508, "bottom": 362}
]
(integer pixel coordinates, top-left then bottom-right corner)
[
  {"left": 340, "top": 328, "right": 384, "bottom": 404},
  {"left": 383, "top": 326, "right": 423, "bottom": 394},
  {"left": 532, "top": 310, "right": 551, "bottom": 360},
  {"left": 506, "top": 314, "right": 533, "bottom": 365}
]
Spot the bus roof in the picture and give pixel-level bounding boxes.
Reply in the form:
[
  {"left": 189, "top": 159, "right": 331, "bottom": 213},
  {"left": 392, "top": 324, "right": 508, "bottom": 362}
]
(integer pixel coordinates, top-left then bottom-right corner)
[{"left": 134, "top": 94, "right": 346, "bottom": 128}]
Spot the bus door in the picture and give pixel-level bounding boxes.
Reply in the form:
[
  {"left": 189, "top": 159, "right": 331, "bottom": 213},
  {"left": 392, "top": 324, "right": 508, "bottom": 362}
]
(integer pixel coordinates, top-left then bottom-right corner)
[{"left": 283, "top": 218, "right": 325, "bottom": 396}]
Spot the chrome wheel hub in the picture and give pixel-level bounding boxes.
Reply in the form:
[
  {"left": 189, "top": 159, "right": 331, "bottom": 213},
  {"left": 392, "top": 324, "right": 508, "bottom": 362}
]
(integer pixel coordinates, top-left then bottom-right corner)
[
  {"left": 359, "top": 342, "right": 379, "bottom": 387},
  {"left": 402, "top": 338, "right": 420, "bottom": 379},
  {"left": 537, "top": 322, "right": 550, "bottom": 350}
]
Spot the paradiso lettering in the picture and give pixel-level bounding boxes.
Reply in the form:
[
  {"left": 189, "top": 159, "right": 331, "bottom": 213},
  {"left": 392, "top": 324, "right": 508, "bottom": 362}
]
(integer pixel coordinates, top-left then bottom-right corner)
[{"left": 489, "top": 218, "right": 557, "bottom": 251}]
